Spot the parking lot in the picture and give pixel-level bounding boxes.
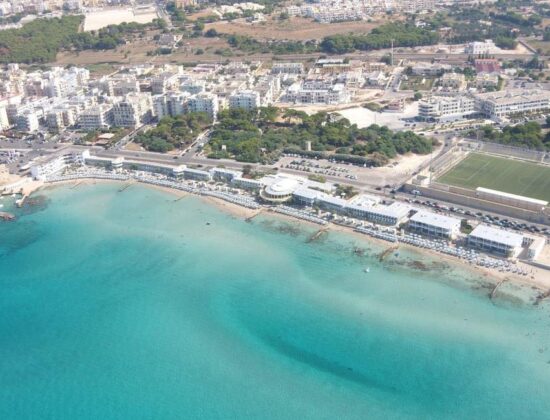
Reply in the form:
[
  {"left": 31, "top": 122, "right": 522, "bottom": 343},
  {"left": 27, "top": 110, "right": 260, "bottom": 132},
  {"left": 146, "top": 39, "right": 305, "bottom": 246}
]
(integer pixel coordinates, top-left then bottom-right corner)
[
  {"left": 404, "top": 196, "right": 550, "bottom": 237},
  {"left": 282, "top": 159, "right": 359, "bottom": 181}
]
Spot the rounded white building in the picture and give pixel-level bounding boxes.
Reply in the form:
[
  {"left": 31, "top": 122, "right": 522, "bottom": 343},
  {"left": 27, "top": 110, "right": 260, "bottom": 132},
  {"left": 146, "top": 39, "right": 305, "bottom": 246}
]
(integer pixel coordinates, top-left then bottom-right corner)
[{"left": 260, "top": 178, "right": 299, "bottom": 203}]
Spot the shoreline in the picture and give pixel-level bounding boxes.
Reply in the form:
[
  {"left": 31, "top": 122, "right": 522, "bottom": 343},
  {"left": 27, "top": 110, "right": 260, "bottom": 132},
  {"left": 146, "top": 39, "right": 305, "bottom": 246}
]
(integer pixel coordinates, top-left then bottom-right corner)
[{"left": 33, "top": 177, "right": 550, "bottom": 299}]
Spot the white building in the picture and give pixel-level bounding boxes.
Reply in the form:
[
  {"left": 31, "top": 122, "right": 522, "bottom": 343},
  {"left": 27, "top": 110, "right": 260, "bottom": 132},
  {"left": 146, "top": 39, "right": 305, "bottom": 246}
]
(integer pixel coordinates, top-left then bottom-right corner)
[
  {"left": 232, "top": 177, "right": 263, "bottom": 190},
  {"left": 418, "top": 95, "right": 475, "bottom": 120},
  {"left": 31, "top": 150, "right": 89, "bottom": 180},
  {"left": 187, "top": 93, "right": 219, "bottom": 119},
  {"left": 211, "top": 167, "right": 242, "bottom": 181},
  {"left": 271, "top": 63, "right": 304, "bottom": 75},
  {"left": 153, "top": 93, "right": 188, "bottom": 119},
  {"left": 475, "top": 90, "right": 550, "bottom": 120},
  {"left": 183, "top": 167, "right": 211, "bottom": 181},
  {"left": 468, "top": 224, "right": 524, "bottom": 257},
  {"left": 228, "top": 90, "right": 261, "bottom": 110},
  {"left": 16, "top": 110, "right": 39, "bottom": 132},
  {"left": 465, "top": 39, "right": 497, "bottom": 55},
  {"left": 151, "top": 73, "right": 179, "bottom": 95},
  {"left": 78, "top": 104, "right": 113, "bottom": 130},
  {"left": 409, "top": 210, "right": 461, "bottom": 239},
  {"left": 0, "top": 106, "right": 9, "bottom": 131},
  {"left": 284, "top": 82, "right": 349, "bottom": 105},
  {"left": 345, "top": 202, "right": 411, "bottom": 226},
  {"left": 46, "top": 109, "right": 66, "bottom": 130},
  {"left": 112, "top": 93, "right": 153, "bottom": 128}
]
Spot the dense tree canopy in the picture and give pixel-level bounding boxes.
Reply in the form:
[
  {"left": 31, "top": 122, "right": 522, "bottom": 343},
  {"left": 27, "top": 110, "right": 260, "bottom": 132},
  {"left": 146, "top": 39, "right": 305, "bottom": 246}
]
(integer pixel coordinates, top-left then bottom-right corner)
[
  {"left": 473, "top": 122, "right": 550, "bottom": 151},
  {"left": 135, "top": 113, "right": 211, "bottom": 153},
  {"left": 207, "top": 108, "right": 436, "bottom": 165},
  {"left": 0, "top": 15, "right": 83, "bottom": 63},
  {"left": 320, "top": 23, "right": 439, "bottom": 54},
  {"left": 0, "top": 15, "right": 164, "bottom": 64}
]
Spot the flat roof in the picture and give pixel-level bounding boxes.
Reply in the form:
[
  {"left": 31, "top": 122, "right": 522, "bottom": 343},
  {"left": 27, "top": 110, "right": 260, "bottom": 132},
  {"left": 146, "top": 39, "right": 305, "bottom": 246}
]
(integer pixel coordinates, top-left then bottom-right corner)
[
  {"left": 184, "top": 168, "right": 210, "bottom": 175},
  {"left": 317, "top": 195, "right": 347, "bottom": 208},
  {"left": 293, "top": 187, "right": 321, "bottom": 200},
  {"left": 233, "top": 177, "right": 263, "bottom": 185},
  {"left": 347, "top": 202, "right": 411, "bottom": 219},
  {"left": 410, "top": 210, "right": 461, "bottom": 230},
  {"left": 469, "top": 224, "right": 524, "bottom": 248},
  {"left": 476, "top": 187, "right": 548, "bottom": 206},
  {"left": 349, "top": 193, "right": 381, "bottom": 207}
]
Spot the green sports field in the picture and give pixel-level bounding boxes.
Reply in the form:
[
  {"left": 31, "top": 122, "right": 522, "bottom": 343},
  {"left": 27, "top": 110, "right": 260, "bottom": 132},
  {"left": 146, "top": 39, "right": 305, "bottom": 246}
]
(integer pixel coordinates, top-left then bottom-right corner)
[{"left": 437, "top": 153, "right": 550, "bottom": 202}]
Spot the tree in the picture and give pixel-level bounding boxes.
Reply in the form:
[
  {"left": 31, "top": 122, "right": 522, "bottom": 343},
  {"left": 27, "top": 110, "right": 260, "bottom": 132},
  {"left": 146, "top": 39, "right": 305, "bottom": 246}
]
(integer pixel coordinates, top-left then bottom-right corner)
[
  {"left": 204, "top": 28, "right": 218, "bottom": 37},
  {"left": 413, "top": 92, "right": 423, "bottom": 101}
]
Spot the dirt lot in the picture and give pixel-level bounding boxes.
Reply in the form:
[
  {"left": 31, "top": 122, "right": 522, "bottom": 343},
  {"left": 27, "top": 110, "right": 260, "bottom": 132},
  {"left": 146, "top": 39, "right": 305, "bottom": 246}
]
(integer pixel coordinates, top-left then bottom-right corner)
[
  {"left": 53, "top": 15, "right": 391, "bottom": 67},
  {"left": 527, "top": 39, "right": 550, "bottom": 55},
  {"left": 54, "top": 35, "right": 235, "bottom": 67},
  {"left": 205, "top": 16, "right": 388, "bottom": 41}
]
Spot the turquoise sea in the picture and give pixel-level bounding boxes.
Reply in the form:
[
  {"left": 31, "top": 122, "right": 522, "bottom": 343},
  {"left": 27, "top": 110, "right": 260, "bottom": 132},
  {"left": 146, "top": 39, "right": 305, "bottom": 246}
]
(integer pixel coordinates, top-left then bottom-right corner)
[{"left": 1, "top": 183, "right": 550, "bottom": 420}]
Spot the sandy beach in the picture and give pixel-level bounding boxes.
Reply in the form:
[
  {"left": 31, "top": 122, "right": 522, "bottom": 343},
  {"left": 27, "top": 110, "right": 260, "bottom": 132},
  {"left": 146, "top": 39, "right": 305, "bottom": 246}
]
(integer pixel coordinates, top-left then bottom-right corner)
[
  {"left": 34, "top": 178, "right": 550, "bottom": 300},
  {"left": 198, "top": 190, "right": 550, "bottom": 295}
]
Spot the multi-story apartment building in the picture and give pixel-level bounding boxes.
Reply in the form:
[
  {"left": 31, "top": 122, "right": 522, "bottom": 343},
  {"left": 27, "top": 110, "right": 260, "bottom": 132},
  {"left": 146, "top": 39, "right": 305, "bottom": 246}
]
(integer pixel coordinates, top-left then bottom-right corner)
[
  {"left": 46, "top": 109, "right": 66, "bottom": 130},
  {"left": 228, "top": 90, "right": 261, "bottom": 110},
  {"left": 465, "top": 39, "right": 497, "bottom": 55},
  {"left": 418, "top": 95, "right": 476, "bottom": 120},
  {"left": 255, "top": 75, "right": 281, "bottom": 105},
  {"left": 16, "top": 110, "right": 39, "bottom": 132},
  {"left": 112, "top": 93, "right": 153, "bottom": 128},
  {"left": 284, "top": 82, "right": 349, "bottom": 105},
  {"left": 187, "top": 93, "right": 219, "bottom": 119},
  {"left": 151, "top": 72, "right": 179, "bottom": 95},
  {"left": 78, "top": 104, "right": 113, "bottom": 130},
  {"left": 475, "top": 90, "right": 550, "bottom": 120},
  {"left": 271, "top": 63, "right": 304, "bottom": 75},
  {"left": 153, "top": 92, "right": 188, "bottom": 119},
  {"left": 0, "top": 106, "right": 9, "bottom": 131}
]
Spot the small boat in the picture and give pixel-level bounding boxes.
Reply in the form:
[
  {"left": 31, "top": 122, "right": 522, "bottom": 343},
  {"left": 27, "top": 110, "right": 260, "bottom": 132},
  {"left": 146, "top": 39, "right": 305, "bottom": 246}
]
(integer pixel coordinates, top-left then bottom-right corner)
[{"left": 364, "top": 267, "right": 370, "bottom": 273}]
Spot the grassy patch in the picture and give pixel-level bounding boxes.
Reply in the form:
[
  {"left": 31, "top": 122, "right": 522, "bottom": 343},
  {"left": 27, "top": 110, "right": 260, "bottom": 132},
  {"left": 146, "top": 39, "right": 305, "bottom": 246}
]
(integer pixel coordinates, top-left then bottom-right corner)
[{"left": 437, "top": 153, "right": 550, "bottom": 202}]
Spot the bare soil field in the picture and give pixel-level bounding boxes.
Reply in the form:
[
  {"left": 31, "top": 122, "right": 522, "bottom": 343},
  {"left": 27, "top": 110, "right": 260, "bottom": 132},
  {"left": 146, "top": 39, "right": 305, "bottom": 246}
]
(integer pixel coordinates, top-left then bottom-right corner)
[
  {"left": 527, "top": 39, "right": 550, "bottom": 55},
  {"left": 205, "top": 16, "right": 388, "bottom": 41},
  {"left": 185, "top": 8, "right": 218, "bottom": 21},
  {"left": 54, "top": 35, "right": 233, "bottom": 66}
]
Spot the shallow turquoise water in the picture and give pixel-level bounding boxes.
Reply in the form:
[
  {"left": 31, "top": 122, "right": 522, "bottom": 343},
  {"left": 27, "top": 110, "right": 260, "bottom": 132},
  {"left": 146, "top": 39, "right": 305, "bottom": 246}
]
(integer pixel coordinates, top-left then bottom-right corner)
[{"left": 1, "top": 183, "right": 550, "bottom": 420}]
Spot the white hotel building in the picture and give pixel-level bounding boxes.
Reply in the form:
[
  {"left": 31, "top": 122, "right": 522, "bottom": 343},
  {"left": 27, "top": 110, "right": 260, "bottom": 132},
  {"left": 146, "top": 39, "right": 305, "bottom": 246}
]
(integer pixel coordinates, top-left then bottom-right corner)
[
  {"left": 475, "top": 90, "right": 550, "bottom": 120},
  {"left": 31, "top": 150, "right": 90, "bottom": 180},
  {"left": 409, "top": 210, "right": 461, "bottom": 239},
  {"left": 468, "top": 225, "right": 524, "bottom": 258},
  {"left": 418, "top": 95, "right": 475, "bottom": 121}
]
